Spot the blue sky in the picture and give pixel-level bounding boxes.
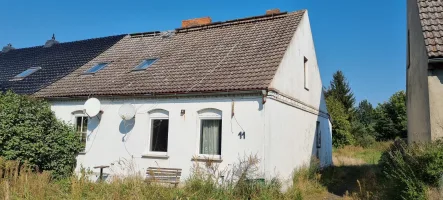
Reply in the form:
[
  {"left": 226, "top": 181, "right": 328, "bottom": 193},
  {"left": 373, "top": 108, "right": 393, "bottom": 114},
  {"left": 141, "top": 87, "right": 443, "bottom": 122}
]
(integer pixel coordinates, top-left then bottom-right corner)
[{"left": 0, "top": 0, "right": 405, "bottom": 106}]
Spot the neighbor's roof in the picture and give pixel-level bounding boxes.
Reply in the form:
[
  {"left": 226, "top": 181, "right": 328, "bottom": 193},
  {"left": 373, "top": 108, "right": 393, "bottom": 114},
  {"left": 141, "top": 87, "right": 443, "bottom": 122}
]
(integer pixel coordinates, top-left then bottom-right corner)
[
  {"left": 35, "top": 10, "right": 305, "bottom": 98},
  {"left": 0, "top": 35, "right": 125, "bottom": 94},
  {"left": 417, "top": 0, "right": 443, "bottom": 57}
]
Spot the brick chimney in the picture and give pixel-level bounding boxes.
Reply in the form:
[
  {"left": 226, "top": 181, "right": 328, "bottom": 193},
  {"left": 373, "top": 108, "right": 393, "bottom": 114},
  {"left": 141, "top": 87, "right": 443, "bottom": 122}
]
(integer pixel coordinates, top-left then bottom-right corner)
[
  {"left": 182, "top": 17, "right": 212, "bottom": 28},
  {"left": 266, "top": 9, "right": 280, "bottom": 15}
]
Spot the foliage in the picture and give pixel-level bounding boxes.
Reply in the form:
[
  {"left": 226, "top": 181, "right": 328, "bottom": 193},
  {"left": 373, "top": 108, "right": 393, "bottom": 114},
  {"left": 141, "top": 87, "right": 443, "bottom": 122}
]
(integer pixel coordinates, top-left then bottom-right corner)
[
  {"left": 326, "top": 95, "right": 354, "bottom": 148},
  {"left": 355, "top": 100, "right": 375, "bottom": 127},
  {"left": 378, "top": 139, "right": 433, "bottom": 200},
  {"left": 0, "top": 91, "right": 82, "bottom": 179},
  {"left": 374, "top": 91, "right": 407, "bottom": 140},
  {"left": 324, "top": 70, "right": 355, "bottom": 112}
]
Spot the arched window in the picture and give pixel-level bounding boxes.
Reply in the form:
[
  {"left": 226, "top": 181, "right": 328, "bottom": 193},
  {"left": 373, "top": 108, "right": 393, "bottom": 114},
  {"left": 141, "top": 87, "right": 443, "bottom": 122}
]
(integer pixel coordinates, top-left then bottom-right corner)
[
  {"left": 72, "top": 110, "right": 88, "bottom": 152},
  {"left": 197, "top": 109, "right": 222, "bottom": 156},
  {"left": 148, "top": 109, "right": 169, "bottom": 154}
]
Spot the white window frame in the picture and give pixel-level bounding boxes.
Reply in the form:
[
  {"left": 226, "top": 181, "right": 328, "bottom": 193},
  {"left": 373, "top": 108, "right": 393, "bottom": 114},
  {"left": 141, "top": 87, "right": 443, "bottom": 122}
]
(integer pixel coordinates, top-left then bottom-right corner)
[
  {"left": 145, "top": 109, "right": 169, "bottom": 157},
  {"left": 195, "top": 108, "right": 223, "bottom": 160},
  {"left": 304, "top": 57, "right": 309, "bottom": 90},
  {"left": 72, "top": 110, "right": 88, "bottom": 153}
]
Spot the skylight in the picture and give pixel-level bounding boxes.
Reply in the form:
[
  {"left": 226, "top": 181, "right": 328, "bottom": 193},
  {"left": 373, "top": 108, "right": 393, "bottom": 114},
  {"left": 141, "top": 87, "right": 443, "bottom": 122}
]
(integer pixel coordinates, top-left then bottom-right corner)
[
  {"left": 133, "top": 59, "right": 158, "bottom": 71},
  {"left": 11, "top": 67, "right": 41, "bottom": 80},
  {"left": 85, "top": 63, "right": 108, "bottom": 74}
]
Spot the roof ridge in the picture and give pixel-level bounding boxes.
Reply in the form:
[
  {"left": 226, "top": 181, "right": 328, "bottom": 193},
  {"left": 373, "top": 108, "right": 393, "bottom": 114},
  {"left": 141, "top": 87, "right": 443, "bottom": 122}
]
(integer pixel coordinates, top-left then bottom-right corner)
[
  {"left": 175, "top": 9, "right": 306, "bottom": 33},
  {"left": 5, "top": 34, "right": 127, "bottom": 51}
]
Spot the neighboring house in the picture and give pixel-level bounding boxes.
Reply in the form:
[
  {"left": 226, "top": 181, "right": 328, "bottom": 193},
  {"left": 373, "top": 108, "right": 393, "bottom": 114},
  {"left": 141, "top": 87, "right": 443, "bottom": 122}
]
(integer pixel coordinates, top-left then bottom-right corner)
[
  {"left": 31, "top": 9, "right": 331, "bottom": 182},
  {"left": 0, "top": 35, "right": 125, "bottom": 94},
  {"left": 407, "top": 0, "right": 443, "bottom": 142}
]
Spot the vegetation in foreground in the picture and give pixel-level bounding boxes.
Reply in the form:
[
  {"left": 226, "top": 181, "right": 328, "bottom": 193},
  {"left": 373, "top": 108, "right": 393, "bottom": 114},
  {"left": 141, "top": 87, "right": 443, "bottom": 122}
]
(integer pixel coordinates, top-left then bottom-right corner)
[
  {"left": 0, "top": 155, "right": 329, "bottom": 200},
  {"left": 1, "top": 140, "right": 443, "bottom": 200}
]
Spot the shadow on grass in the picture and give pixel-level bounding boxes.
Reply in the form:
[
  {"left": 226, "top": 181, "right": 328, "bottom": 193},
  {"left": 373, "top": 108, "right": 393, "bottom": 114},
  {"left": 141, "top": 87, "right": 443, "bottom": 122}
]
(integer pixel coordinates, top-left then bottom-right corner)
[{"left": 320, "top": 164, "right": 380, "bottom": 196}]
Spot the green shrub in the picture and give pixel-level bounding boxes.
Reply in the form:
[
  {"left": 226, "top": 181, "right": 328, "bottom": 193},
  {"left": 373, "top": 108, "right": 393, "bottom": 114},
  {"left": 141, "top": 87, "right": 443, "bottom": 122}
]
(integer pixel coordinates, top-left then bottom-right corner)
[
  {"left": 326, "top": 96, "right": 354, "bottom": 148},
  {"left": 379, "top": 139, "right": 427, "bottom": 200},
  {"left": 0, "top": 91, "right": 82, "bottom": 179}
]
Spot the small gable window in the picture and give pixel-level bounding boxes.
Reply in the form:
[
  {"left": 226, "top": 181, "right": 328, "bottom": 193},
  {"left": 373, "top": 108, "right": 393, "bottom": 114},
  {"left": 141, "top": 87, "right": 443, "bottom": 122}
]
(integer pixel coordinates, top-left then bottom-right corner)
[
  {"left": 85, "top": 63, "right": 108, "bottom": 74},
  {"left": 133, "top": 59, "right": 158, "bottom": 71},
  {"left": 11, "top": 67, "right": 41, "bottom": 80},
  {"left": 304, "top": 57, "right": 309, "bottom": 90}
]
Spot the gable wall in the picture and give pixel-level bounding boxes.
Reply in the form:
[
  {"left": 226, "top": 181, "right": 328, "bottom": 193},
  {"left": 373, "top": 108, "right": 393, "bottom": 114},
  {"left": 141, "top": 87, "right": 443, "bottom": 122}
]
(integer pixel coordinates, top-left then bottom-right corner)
[
  {"left": 263, "top": 11, "right": 332, "bottom": 184},
  {"left": 268, "top": 10, "right": 327, "bottom": 113},
  {"left": 407, "top": 0, "right": 432, "bottom": 142}
]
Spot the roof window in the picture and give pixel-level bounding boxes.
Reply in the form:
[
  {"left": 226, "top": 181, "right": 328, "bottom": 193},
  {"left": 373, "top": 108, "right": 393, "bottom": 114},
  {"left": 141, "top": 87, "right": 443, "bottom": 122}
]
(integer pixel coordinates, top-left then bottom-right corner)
[
  {"left": 10, "top": 67, "right": 41, "bottom": 81},
  {"left": 85, "top": 63, "right": 108, "bottom": 74},
  {"left": 133, "top": 59, "right": 158, "bottom": 71}
]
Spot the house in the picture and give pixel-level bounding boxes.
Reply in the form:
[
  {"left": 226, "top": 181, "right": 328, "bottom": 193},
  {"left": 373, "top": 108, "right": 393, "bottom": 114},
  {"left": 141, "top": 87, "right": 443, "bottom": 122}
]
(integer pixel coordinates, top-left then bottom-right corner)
[
  {"left": 10, "top": 9, "right": 332, "bottom": 182},
  {"left": 0, "top": 35, "right": 125, "bottom": 94},
  {"left": 407, "top": 0, "right": 443, "bottom": 142}
]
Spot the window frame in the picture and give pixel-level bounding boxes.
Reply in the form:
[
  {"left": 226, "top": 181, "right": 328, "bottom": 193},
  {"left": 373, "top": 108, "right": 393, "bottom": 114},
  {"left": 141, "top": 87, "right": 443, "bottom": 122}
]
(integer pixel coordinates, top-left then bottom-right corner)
[
  {"left": 196, "top": 109, "right": 223, "bottom": 160},
  {"left": 10, "top": 67, "right": 41, "bottom": 81},
  {"left": 304, "top": 57, "right": 309, "bottom": 90},
  {"left": 316, "top": 121, "right": 321, "bottom": 149},
  {"left": 146, "top": 109, "right": 169, "bottom": 157},
  {"left": 72, "top": 111, "right": 88, "bottom": 153},
  {"left": 83, "top": 62, "right": 109, "bottom": 74},
  {"left": 132, "top": 58, "right": 158, "bottom": 71}
]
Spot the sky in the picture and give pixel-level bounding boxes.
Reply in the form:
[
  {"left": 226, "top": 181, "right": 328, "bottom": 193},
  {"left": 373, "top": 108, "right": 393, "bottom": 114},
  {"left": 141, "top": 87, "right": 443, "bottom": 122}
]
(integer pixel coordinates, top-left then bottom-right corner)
[{"left": 0, "top": 0, "right": 406, "bottom": 105}]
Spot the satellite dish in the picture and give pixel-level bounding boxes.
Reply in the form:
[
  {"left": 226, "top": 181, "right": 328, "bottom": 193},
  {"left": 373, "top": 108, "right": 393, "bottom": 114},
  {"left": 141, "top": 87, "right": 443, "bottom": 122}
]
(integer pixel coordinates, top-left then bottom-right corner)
[
  {"left": 119, "top": 103, "right": 136, "bottom": 120},
  {"left": 84, "top": 98, "right": 101, "bottom": 117}
]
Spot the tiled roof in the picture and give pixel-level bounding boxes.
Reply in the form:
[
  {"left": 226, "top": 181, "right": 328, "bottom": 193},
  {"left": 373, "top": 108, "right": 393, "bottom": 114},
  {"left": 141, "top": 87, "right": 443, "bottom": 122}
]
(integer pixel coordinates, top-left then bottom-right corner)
[
  {"left": 35, "top": 10, "right": 305, "bottom": 97},
  {"left": 417, "top": 0, "right": 443, "bottom": 57},
  {"left": 0, "top": 35, "right": 125, "bottom": 94}
]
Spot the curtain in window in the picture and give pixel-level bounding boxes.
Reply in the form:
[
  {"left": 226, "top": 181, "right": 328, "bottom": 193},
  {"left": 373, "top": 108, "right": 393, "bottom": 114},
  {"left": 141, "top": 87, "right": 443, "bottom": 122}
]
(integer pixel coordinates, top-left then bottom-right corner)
[{"left": 200, "top": 120, "right": 221, "bottom": 155}]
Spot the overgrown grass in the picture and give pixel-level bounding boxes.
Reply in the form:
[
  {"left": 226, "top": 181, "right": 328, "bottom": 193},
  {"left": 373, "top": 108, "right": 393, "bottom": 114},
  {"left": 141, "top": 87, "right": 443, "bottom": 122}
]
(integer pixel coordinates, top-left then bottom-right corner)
[
  {"left": 0, "top": 155, "right": 331, "bottom": 200},
  {"left": 8, "top": 140, "right": 443, "bottom": 200},
  {"left": 333, "top": 141, "right": 391, "bottom": 165}
]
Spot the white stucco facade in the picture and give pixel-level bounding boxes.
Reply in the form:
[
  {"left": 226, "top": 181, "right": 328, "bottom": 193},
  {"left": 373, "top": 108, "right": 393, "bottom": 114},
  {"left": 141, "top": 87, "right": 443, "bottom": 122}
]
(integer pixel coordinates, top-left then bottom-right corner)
[{"left": 48, "top": 10, "right": 332, "bottom": 183}]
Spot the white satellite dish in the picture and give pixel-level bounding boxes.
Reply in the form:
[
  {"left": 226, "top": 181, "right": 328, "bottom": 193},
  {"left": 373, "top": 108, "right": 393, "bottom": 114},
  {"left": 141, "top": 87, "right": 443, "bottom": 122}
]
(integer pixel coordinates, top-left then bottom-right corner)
[
  {"left": 119, "top": 103, "right": 136, "bottom": 120},
  {"left": 84, "top": 98, "right": 101, "bottom": 117}
]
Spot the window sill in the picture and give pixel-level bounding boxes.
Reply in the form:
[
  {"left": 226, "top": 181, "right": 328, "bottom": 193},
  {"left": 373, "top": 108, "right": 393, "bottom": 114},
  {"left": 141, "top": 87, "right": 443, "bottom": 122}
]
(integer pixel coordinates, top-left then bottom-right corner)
[
  {"left": 141, "top": 154, "right": 169, "bottom": 159},
  {"left": 78, "top": 152, "right": 86, "bottom": 155},
  {"left": 191, "top": 155, "right": 223, "bottom": 162}
]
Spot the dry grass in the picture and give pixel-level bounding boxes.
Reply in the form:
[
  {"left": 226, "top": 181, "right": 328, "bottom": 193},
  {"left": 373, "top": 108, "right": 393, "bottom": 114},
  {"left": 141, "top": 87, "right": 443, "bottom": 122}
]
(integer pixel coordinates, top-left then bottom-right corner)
[
  {"left": 0, "top": 155, "right": 326, "bottom": 200},
  {"left": 0, "top": 142, "right": 401, "bottom": 200},
  {"left": 333, "top": 141, "right": 392, "bottom": 165}
]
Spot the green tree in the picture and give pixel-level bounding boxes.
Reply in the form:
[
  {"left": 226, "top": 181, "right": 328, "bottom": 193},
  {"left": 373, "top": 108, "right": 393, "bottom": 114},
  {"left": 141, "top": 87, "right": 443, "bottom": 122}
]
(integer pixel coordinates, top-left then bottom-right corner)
[
  {"left": 326, "top": 96, "right": 353, "bottom": 147},
  {"left": 0, "top": 91, "right": 82, "bottom": 178},
  {"left": 355, "top": 100, "right": 375, "bottom": 126},
  {"left": 374, "top": 91, "right": 407, "bottom": 140},
  {"left": 325, "top": 70, "right": 355, "bottom": 112},
  {"left": 351, "top": 99, "right": 377, "bottom": 146}
]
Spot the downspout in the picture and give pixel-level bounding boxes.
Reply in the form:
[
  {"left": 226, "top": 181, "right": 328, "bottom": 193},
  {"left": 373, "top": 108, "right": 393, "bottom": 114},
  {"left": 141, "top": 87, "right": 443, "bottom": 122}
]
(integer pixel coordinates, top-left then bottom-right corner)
[{"left": 262, "top": 89, "right": 268, "bottom": 179}]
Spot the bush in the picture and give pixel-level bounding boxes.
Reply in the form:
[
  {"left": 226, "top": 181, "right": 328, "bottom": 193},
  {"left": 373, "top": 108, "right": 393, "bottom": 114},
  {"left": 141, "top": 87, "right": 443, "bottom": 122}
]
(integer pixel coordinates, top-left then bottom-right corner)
[
  {"left": 326, "top": 96, "right": 354, "bottom": 148},
  {"left": 0, "top": 91, "right": 82, "bottom": 179},
  {"left": 378, "top": 139, "right": 429, "bottom": 200}
]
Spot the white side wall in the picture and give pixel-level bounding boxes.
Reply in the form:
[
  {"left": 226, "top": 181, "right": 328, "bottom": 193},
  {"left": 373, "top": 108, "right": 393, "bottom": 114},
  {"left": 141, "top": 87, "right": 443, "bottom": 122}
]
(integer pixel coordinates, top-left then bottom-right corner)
[
  {"left": 50, "top": 96, "right": 266, "bottom": 180},
  {"left": 265, "top": 10, "right": 332, "bottom": 182},
  {"left": 264, "top": 99, "right": 332, "bottom": 183}
]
